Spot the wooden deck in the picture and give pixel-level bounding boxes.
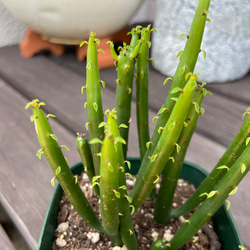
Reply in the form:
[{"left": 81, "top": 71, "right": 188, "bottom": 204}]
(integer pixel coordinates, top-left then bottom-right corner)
[{"left": 0, "top": 42, "right": 249, "bottom": 249}]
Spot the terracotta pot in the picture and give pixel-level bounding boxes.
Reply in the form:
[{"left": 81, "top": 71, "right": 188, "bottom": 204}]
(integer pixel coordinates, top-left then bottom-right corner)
[
  {"left": 38, "top": 158, "right": 244, "bottom": 249},
  {"left": 1, "top": 0, "right": 145, "bottom": 44}
]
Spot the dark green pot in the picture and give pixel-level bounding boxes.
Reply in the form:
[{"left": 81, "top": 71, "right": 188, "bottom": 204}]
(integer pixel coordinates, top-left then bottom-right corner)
[{"left": 37, "top": 158, "right": 244, "bottom": 249}]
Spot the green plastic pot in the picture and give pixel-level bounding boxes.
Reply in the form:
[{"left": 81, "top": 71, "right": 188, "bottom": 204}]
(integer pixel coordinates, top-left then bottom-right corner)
[{"left": 37, "top": 158, "right": 244, "bottom": 249}]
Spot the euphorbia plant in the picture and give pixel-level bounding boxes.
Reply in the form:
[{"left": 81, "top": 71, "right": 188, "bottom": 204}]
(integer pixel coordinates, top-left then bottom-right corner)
[{"left": 26, "top": 0, "right": 249, "bottom": 249}]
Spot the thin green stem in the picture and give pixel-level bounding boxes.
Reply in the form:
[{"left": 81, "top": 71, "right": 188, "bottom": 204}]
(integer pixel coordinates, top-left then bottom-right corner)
[
  {"left": 130, "top": 79, "right": 197, "bottom": 211},
  {"left": 86, "top": 32, "right": 105, "bottom": 176},
  {"left": 136, "top": 25, "right": 152, "bottom": 161},
  {"left": 154, "top": 87, "right": 205, "bottom": 224}
]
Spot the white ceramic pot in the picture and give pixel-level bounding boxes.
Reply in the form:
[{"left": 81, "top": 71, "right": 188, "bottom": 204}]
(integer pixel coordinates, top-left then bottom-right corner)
[{"left": 1, "top": 0, "right": 145, "bottom": 44}]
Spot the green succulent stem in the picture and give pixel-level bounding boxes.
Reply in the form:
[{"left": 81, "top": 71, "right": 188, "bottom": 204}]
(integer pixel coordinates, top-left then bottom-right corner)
[
  {"left": 130, "top": 78, "right": 197, "bottom": 211},
  {"left": 99, "top": 131, "right": 121, "bottom": 245},
  {"left": 141, "top": 0, "right": 210, "bottom": 177},
  {"left": 136, "top": 25, "right": 153, "bottom": 161},
  {"left": 76, "top": 133, "right": 99, "bottom": 195},
  {"left": 172, "top": 110, "right": 250, "bottom": 218},
  {"left": 154, "top": 86, "right": 205, "bottom": 224},
  {"left": 26, "top": 100, "right": 104, "bottom": 233},
  {"left": 86, "top": 32, "right": 105, "bottom": 176},
  {"left": 112, "top": 29, "right": 141, "bottom": 158},
  {"left": 106, "top": 110, "right": 137, "bottom": 249}
]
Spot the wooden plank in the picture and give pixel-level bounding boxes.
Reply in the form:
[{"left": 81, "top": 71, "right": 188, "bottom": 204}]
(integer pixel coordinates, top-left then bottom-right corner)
[
  {"left": 0, "top": 79, "right": 80, "bottom": 249},
  {"left": 0, "top": 224, "right": 15, "bottom": 250},
  {"left": 206, "top": 72, "right": 250, "bottom": 105}
]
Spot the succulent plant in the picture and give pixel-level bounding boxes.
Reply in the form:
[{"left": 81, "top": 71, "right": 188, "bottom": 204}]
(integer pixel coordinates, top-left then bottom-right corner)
[{"left": 26, "top": 0, "right": 249, "bottom": 249}]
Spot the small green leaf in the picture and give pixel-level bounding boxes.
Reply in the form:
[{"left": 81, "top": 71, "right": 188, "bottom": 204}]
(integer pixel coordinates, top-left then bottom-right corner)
[
  {"left": 199, "top": 192, "right": 208, "bottom": 198},
  {"left": 81, "top": 85, "right": 86, "bottom": 94},
  {"left": 179, "top": 67, "right": 186, "bottom": 76},
  {"left": 80, "top": 41, "right": 88, "bottom": 47},
  {"left": 229, "top": 186, "right": 238, "bottom": 196},
  {"left": 92, "top": 182, "right": 100, "bottom": 188},
  {"left": 193, "top": 102, "right": 200, "bottom": 113},
  {"left": 192, "top": 237, "right": 197, "bottom": 243},
  {"left": 171, "top": 87, "right": 182, "bottom": 94},
  {"left": 36, "top": 149, "right": 44, "bottom": 159},
  {"left": 107, "top": 162, "right": 114, "bottom": 172},
  {"left": 92, "top": 175, "right": 101, "bottom": 183},
  {"left": 185, "top": 72, "right": 192, "bottom": 81},
  {"left": 94, "top": 38, "right": 100, "bottom": 45},
  {"left": 239, "top": 245, "right": 247, "bottom": 250},
  {"left": 39, "top": 102, "right": 45, "bottom": 106},
  {"left": 158, "top": 127, "right": 164, "bottom": 134},
  {"left": 100, "top": 80, "right": 105, "bottom": 88},
  {"left": 157, "top": 107, "right": 167, "bottom": 115},
  {"left": 55, "top": 166, "right": 61, "bottom": 176},
  {"left": 176, "top": 51, "right": 183, "bottom": 60},
  {"left": 146, "top": 141, "right": 152, "bottom": 149},
  {"left": 130, "top": 205, "right": 135, "bottom": 215},
  {"left": 152, "top": 116, "right": 159, "bottom": 123},
  {"left": 84, "top": 102, "right": 88, "bottom": 108},
  {"left": 98, "top": 48, "right": 104, "bottom": 54},
  {"left": 149, "top": 58, "right": 155, "bottom": 65},
  {"left": 114, "top": 136, "right": 126, "bottom": 145},
  {"left": 171, "top": 97, "right": 179, "bottom": 102},
  {"left": 125, "top": 195, "right": 132, "bottom": 203},
  {"left": 246, "top": 137, "right": 250, "bottom": 146},
  {"left": 169, "top": 156, "right": 175, "bottom": 163},
  {"left": 113, "top": 189, "right": 121, "bottom": 198},
  {"left": 124, "top": 160, "right": 131, "bottom": 169},
  {"left": 119, "top": 124, "right": 128, "bottom": 129},
  {"left": 74, "top": 175, "right": 78, "bottom": 184},
  {"left": 216, "top": 165, "right": 229, "bottom": 171},
  {"left": 163, "top": 77, "right": 172, "bottom": 85},
  {"left": 178, "top": 33, "right": 188, "bottom": 39},
  {"left": 207, "top": 190, "right": 217, "bottom": 198},
  {"left": 128, "top": 88, "right": 132, "bottom": 95},
  {"left": 47, "top": 114, "right": 56, "bottom": 119},
  {"left": 85, "top": 122, "right": 90, "bottom": 131},
  {"left": 86, "top": 62, "right": 92, "bottom": 71},
  {"left": 175, "top": 143, "right": 181, "bottom": 153},
  {"left": 119, "top": 185, "right": 127, "bottom": 190},
  {"left": 168, "top": 121, "right": 176, "bottom": 130},
  {"left": 125, "top": 173, "right": 133, "bottom": 179},
  {"left": 51, "top": 176, "right": 56, "bottom": 187},
  {"left": 49, "top": 134, "right": 58, "bottom": 141},
  {"left": 89, "top": 138, "right": 103, "bottom": 145},
  {"left": 98, "top": 122, "right": 106, "bottom": 128},
  {"left": 185, "top": 219, "right": 190, "bottom": 224},
  {"left": 241, "top": 163, "right": 246, "bottom": 174},
  {"left": 30, "top": 115, "right": 36, "bottom": 122},
  {"left": 225, "top": 200, "right": 231, "bottom": 210},
  {"left": 153, "top": 175, "right": 160, "bottom": 184},
  {"left": 150, "top": 154, "right": 159, "bottom": 163},
  {"left": 93, "top": 102, "right": 98, "bottom": 112},
  {"left": 61, "top": 145, "right": 70, "bottom": 151},
  {"left": 200, "top": 49, "right": 206, "bottom": 59}
]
